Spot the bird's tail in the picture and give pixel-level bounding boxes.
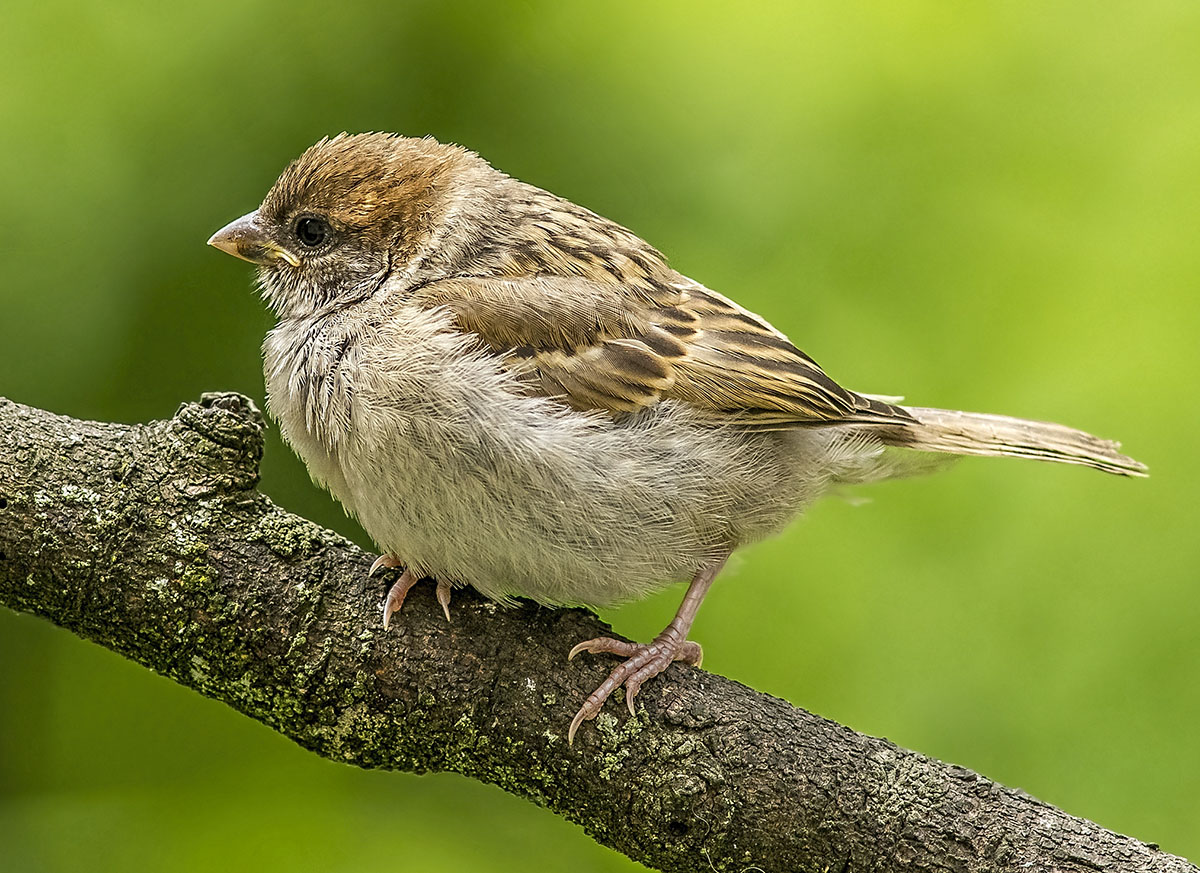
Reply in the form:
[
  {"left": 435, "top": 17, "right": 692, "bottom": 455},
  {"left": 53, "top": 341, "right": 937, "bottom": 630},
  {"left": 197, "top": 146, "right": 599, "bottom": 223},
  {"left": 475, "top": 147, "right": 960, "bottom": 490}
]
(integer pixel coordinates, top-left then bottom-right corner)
[{"left": 870, "top": 406, "right": 1147, "bottom": 477}]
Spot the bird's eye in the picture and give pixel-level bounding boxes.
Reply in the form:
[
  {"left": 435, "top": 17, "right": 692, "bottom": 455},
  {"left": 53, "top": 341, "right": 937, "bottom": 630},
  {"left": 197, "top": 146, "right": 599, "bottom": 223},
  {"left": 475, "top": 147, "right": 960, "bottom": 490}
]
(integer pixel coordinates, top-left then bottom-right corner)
[{"left": 294, "top": 216, "right": 329, "bottom": 247}]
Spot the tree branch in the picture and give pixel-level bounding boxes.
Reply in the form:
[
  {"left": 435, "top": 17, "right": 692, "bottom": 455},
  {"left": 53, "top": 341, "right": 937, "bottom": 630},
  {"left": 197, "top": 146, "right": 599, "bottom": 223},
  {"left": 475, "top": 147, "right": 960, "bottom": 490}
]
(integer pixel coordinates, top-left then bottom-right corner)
[{"left": 0, "top": 393, "right": 1190, "bottom": 873}]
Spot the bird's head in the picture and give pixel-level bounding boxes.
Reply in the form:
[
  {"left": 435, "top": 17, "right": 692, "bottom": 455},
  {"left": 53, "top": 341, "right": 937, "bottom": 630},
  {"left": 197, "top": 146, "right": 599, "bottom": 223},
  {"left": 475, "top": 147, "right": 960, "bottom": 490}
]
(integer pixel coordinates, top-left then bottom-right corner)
[{"left": 209, "top": 132, "right": 473, "bottom": 318}]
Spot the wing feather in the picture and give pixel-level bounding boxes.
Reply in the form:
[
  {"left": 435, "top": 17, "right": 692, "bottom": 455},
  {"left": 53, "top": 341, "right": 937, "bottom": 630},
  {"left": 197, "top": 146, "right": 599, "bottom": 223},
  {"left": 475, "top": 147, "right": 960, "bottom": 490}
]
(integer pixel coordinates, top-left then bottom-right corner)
[{"left": 408, "top": 202, "right": 910, "bottom": 426}]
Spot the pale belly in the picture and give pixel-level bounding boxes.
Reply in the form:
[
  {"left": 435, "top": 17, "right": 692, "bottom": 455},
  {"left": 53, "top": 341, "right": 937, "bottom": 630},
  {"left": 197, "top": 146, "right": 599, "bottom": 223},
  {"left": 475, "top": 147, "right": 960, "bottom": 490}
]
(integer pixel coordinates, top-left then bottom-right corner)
[{"left": 263, "top": 306, "right": 873, "bottom": 607}]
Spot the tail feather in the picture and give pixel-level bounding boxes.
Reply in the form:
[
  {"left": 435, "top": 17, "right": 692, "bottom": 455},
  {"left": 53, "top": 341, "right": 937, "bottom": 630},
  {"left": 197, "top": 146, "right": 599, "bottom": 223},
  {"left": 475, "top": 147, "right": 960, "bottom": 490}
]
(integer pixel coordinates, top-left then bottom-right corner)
[{"left": 873, "top": 406, "right": 1147, "bottom": 478}]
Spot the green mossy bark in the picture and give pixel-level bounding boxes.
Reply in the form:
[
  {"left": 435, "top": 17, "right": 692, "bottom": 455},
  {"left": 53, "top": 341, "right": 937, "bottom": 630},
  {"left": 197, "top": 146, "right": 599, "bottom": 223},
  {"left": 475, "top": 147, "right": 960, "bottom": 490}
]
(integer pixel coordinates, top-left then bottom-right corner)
[{"left": 0, "top": 394, "right": 1191, "bottom": 873}]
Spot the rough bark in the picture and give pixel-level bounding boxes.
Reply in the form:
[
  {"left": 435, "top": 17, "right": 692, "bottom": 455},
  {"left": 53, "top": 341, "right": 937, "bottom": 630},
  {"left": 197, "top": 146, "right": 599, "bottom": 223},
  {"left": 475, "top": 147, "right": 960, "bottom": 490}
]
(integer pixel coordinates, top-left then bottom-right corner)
[{"left": 0, "top": 393, "right": 1190, "bottom": 873}]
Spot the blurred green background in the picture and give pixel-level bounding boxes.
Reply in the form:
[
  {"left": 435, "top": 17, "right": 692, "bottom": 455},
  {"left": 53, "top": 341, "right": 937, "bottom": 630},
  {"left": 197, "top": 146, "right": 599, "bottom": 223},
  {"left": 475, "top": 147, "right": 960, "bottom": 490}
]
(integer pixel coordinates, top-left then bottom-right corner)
[{"left": 2, "top": 1, "right": 1197, "bottom": 869}]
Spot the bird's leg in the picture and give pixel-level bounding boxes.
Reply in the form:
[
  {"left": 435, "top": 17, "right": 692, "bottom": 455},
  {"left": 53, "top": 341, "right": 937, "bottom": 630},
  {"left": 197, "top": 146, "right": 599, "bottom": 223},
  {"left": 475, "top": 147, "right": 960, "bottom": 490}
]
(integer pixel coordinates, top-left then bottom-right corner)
[
  {"left": 370, "top": 555, "right": 455, "bottom": 628},
  {"left": 567, "top": 554, "right": 728, "bottom": 744}
]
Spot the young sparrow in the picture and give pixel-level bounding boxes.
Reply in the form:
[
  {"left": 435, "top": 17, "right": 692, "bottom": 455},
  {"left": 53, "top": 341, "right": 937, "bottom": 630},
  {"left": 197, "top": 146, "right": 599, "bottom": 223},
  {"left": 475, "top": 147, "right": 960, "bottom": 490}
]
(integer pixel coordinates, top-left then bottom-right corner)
[{"left": 209, "top": 133, "right": 1145, "bottom": 743}]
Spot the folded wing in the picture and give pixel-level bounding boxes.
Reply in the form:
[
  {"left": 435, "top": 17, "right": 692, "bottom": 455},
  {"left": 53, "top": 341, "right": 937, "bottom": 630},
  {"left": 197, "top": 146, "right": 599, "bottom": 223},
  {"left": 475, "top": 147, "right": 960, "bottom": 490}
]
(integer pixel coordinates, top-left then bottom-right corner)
[{"left": 414, "top": 272, "right": 910, "bottom": 428}]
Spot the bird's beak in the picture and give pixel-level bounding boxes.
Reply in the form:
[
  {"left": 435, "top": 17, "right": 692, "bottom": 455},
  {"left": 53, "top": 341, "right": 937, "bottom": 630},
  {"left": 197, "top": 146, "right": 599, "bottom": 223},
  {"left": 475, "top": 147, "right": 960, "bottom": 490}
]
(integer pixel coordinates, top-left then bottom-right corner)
[{"left": 207, "top": 211, "right": 300, "bottom": 267}]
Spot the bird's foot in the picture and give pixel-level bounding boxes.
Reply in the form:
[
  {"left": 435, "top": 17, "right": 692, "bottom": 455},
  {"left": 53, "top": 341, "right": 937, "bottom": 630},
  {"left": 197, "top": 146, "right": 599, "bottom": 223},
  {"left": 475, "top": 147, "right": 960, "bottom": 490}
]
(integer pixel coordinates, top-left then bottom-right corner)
[
  {"left": 567, "top": 631, "right": 703, "bottom": 744},
  {"left": 371, "top": 555, "right": 454, "bottom": 628}
]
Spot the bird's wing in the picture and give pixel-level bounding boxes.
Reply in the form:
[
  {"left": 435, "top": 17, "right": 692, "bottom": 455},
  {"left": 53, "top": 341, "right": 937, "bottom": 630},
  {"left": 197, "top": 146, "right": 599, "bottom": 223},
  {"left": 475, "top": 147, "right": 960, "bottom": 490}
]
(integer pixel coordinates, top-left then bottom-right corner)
[
  {"left": 413, "top": 272, "right": 911, "bottom": 427},
  {"left": 412, "top": 274, "right": 686, "bottom": 415}
]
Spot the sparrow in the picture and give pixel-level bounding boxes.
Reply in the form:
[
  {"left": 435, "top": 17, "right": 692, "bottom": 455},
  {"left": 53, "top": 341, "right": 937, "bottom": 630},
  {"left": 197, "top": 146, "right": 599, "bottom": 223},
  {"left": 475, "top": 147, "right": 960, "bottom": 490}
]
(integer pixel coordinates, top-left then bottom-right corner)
[{"left": 208, "top": 133, "right": 1146, "bottom": 743}]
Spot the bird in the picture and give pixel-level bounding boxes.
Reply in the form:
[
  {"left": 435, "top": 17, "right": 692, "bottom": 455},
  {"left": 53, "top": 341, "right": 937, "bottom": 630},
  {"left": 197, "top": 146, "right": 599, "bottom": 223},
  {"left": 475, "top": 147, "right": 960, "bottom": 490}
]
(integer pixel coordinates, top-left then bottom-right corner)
[{"left": 208, "top": 132, "right": 1146, "bottom": 744}]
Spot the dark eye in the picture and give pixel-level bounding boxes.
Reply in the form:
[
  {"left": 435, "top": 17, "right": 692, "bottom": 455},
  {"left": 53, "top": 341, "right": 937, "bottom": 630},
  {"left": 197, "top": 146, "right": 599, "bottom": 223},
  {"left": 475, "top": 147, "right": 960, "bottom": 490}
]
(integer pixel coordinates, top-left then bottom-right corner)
[{"left": 294, "top": 216, "right": 329, "bottom": 247}]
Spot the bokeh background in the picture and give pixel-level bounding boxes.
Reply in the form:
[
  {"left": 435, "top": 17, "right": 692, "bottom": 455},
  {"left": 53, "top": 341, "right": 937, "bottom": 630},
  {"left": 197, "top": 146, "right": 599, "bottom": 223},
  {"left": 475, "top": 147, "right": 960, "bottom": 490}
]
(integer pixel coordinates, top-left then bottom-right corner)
[{"left": 2, "top": 1, "right": 1198, "bottom": 869}]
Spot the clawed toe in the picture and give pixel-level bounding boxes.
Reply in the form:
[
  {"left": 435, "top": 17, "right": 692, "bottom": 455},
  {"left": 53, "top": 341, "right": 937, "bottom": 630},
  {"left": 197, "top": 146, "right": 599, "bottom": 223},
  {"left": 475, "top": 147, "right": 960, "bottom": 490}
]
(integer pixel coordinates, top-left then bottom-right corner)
[
  {"left": 566, "top": 634, "right": 703, "bottom": 744},
  {"left": 370, "top": 553, "right": 404, "bottom": 577},
  {"left": 377, "top": 560, "right": 454, "bottom": 628},
  {"left": 568, "top": 636, "right": 639, "bottom": 661},
  {"left": 382, "top": 568, "right": 419, "bottom": 630},
  {"left": 435, "top": 578, "right": 453, "bottom": 623}
]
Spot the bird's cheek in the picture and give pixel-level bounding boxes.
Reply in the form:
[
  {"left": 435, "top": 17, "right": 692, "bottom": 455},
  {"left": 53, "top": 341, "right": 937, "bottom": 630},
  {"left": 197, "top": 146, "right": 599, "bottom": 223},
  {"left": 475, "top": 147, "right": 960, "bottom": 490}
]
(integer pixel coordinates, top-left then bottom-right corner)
[{"left": 335, "top": 250, "right": 389, "bottom": 291}]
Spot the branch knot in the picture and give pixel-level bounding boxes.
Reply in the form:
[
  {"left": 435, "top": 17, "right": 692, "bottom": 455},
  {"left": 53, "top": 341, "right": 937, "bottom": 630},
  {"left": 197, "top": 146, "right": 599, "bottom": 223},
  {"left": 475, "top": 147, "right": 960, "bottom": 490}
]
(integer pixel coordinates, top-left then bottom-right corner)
[{"left": 171, "top": 393, "right": 265, "bottom": 493}]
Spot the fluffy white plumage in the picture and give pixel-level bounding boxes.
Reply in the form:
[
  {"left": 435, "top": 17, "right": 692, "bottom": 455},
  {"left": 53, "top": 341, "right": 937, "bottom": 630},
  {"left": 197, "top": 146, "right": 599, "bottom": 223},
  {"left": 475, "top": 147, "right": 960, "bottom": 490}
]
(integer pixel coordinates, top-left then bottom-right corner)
[{"left": 264, "top": 297, "right": 889, "bottom": 607}]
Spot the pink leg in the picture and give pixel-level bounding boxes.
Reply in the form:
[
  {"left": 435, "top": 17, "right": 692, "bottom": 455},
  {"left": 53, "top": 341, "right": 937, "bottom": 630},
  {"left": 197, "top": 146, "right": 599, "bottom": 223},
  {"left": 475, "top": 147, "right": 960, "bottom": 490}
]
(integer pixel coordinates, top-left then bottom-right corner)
[{"left": 567, "top": 554, "right": 728, "bottom": 744}]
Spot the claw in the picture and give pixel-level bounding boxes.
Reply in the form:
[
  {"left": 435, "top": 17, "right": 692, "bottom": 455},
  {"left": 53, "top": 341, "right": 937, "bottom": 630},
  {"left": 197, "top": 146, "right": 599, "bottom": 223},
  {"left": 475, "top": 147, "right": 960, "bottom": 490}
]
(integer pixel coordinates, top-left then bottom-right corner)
[
  {"left": 435, "top": 579, "right": 453, "bottom": 623},
  {"left": 568, "top": 707, "right": 590, "bottom": 745},
  {"left": 568, "top": 637, "right": 637, "bottom": 662},
  {"left": 370, "top": 553, "right": 404, "bottom": 576}
]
